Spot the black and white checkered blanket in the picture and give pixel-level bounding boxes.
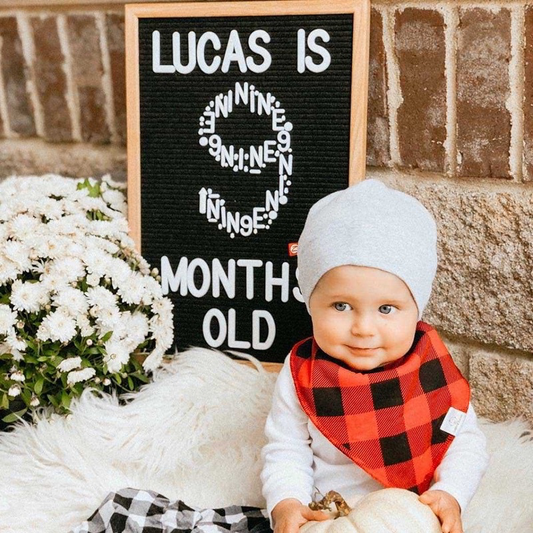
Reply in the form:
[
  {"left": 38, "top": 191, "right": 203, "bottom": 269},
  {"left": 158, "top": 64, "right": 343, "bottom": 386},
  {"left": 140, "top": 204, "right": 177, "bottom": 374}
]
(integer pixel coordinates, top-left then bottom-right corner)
[{"left": 71, "top": 488, "right": 271, "bottom": 533}]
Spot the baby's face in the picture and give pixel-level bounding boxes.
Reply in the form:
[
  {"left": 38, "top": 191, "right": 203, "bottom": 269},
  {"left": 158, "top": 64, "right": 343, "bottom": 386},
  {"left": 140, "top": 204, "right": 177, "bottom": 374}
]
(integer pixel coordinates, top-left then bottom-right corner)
[{"left": 308, "top": 265, "right": 418, "bottom": 371}]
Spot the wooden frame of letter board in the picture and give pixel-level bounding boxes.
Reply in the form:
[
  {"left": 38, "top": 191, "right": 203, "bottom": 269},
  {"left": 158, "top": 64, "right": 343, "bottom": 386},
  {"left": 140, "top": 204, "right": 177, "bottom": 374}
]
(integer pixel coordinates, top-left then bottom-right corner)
[{"left": 125, "top": 0, "right": 370, "bottom": 371}]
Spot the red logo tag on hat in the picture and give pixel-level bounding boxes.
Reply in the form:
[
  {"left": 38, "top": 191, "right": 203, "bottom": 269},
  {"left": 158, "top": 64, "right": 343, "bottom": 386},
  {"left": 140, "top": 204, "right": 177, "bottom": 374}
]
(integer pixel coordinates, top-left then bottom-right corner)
[{"left": 288, "top": 243, "right": 298, "bottom": 256}]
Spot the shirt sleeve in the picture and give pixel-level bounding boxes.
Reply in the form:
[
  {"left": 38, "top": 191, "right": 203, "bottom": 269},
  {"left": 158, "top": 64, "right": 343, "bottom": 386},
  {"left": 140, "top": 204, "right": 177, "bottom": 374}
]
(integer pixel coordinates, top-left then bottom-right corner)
[
  {"left": 430, "top": 403, "right": 489, "bottom": 512},
  {"left": 261, "top": 355, "right": 315, "bottom": 520}
]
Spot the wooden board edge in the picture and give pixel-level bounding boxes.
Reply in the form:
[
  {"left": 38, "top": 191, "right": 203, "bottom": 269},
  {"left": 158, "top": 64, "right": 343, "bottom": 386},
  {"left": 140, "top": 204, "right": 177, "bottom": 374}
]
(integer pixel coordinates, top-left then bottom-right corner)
[
  {"left": 126, "top": 0, "right": 367, "bottom": 18},
  {"left": 126, "top": 4, "right": 142, "bottom": 253},
  {"left": 349, "top": 0, "right": 370, "bottom": 185},
  {"left": 238, "top": 360, "right": 283, "bottom": 373}
]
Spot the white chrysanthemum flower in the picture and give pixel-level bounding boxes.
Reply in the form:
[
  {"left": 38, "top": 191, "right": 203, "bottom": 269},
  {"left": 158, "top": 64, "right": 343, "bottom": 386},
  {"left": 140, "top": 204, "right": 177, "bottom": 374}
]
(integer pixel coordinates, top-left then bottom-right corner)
[
  {"left": 144, "top": 276, "right": 164, "bottom": 300},
  {"left": 86, "top": 273, "right": 101, "bottom": 287},
  {"left": 128, "top": 312, "right": 149, "bottom": 345},
  {"left": 86, "top": 286, "right": 117, "bottom": 310},
  {"left": 52, "top": 287, "right": 88, "bottom": 317},
  {"left": 3, "top": 241, "right": 32, "bottom": 272},
  {"left": 83, "top": 247, "right": 112, "bottom": 277},
  {"left": 108, "top": 257, "right": 132, "bottom": 287},
  {"left": 76, "top": 315, "right": 95, "bottom": 337},
  {"left": 94, "top": 307, "right": 121, "bottom": 331},
  {"left": 0, "top": 258, "right": 20, "bottom": 285},
  {"left": 39, "top": 273, "right": 71, "bottom": 294},
  {"left": 49, "top": 257, "right": 86, "bottom": 284},
  {"left": 8, "top": 385, "right": 21, "bottom": 397},
  {"left": 87, "top": 234, "right": 120, "bottom": 255},
  {"left": 11, "top": 280, "right": 50, "bottom": 313},
  {"left": 37, "top": 309, "right": 77, "bottom": 343},
  {"left": 5, "top": 332, "right": 27, "bottom": 353},
  {"left": 57, "top": 356, "right": 82, "bottom": 372},
  {"left": 151, "top": 298, "right": 174, "bottom": 316},
  {"left": 103, "top": 339, "right": 130, "bottom": 373},
  {"left": 102, "top": 188, "right": 127, "bottom": 213},
  {"left": 0, "top": 304, "right": 17, "bottom": 335},
  {"left": 116, "top": 272, "right": 146, "bottom": 305},
  {"left": 67, "top": 367, "right": 96, "bottom": 385},
  {"left": 36, "top": 197, "right": 64, "bottom": 220},
  {"left": 9, "top": 214, "right": 40, "bottom": 239}
]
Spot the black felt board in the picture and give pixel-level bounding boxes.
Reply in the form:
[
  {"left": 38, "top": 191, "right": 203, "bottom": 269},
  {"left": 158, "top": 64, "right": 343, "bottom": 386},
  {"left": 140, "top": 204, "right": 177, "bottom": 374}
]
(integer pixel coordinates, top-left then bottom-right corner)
[{"left": 138, "top": 14, "right": 353, "bottom": 361}]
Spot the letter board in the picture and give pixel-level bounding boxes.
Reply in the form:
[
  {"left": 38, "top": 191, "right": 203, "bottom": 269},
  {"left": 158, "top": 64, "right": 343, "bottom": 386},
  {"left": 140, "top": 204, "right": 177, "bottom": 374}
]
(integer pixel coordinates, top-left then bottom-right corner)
[{"left": 126, "top": 0, "right": 370, "bottom": 362}]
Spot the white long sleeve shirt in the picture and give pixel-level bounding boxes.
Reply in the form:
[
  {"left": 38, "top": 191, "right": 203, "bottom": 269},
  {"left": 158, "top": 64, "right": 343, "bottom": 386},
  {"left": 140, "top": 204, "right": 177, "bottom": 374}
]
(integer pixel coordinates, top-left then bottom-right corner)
[{"left": 261, "top": 355, "right": 489, "bottom": 519}]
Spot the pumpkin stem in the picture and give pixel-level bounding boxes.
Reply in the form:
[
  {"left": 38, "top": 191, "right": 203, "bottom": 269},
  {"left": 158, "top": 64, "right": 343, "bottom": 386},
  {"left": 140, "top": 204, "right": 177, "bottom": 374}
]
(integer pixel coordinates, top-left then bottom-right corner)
[{"left": 309, "top": 490, "right": 352, "bottom": 517}]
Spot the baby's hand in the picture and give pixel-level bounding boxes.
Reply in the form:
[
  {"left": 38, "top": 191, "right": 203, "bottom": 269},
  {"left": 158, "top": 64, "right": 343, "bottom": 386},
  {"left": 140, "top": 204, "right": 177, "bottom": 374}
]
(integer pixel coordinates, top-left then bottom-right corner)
[
  {"left": 272, "top": 498, "right": 329, "bottom": 533},
  {"left": 419, "top": 490, "right": 463, "bottom": 533}
]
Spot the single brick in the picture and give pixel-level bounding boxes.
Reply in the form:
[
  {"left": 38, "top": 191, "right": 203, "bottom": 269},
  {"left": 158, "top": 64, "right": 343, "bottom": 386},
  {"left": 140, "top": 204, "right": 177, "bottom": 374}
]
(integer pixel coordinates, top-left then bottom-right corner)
[
  {"left": 106, "top": 13, "right": 126, "bottom": 145},
  {"left": 31, "top": 16, "right": 72, "bottom": 142},
  {"left": 366, "top": 8, "right": 390, "bottom": 167},
  {"left": 395, "top": 8, "right": 447, "bottom": 172},
  {"left": 524, "top": 7, "right": 533, "bottom": 181},
  {"left": 0, "top": 16, "right": 36, "bottom": 137},
  {"left": 67, "top": 14, "right": 110, "bottom": 144},
  {"left": 456, "top": 8, "right": 511, "bottom": 178}
]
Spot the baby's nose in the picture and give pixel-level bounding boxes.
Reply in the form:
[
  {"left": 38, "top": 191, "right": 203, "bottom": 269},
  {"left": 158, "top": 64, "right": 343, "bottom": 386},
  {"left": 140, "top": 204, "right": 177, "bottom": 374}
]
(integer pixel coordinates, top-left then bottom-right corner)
[{"left": 351, "top": 313, "right": 375, "bottom": 336}]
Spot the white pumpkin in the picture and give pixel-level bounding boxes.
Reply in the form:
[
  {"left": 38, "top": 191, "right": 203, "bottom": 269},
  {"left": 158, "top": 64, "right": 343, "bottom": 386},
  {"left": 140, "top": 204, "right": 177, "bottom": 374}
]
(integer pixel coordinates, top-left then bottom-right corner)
[{"left": 300, "top": 488, "right": 441, "bottom": 533}]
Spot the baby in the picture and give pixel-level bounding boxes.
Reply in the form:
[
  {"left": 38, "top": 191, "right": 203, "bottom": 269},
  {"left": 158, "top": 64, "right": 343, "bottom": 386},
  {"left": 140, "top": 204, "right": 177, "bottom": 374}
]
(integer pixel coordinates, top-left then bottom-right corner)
[{"left": 261, "top": 180, "right": 488, "bottom": 533}]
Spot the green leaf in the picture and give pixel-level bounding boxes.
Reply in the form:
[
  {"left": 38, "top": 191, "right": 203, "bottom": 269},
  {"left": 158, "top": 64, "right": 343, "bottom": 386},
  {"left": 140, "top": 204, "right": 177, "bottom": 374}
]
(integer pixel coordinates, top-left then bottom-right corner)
[
  {"left": 127, "top": 376, "right": 134, "bottom": 390},
  {"left": 34, "top": 377, "right": 44, "bottom": 395},
  {"left": 61, "top": 391, "right": 71, "bottom": 410},
  {"left": 0, "top": 393, "right": 9, "bottom": 409},
  {"left": 2, "top": 408, "right": 27, "bottom": 424},
  {"left": 101, "top": 331, "right": 113, "bottom": 343},
  {"left": 47, "top": 394, "right": 59, "bottom": 408}
]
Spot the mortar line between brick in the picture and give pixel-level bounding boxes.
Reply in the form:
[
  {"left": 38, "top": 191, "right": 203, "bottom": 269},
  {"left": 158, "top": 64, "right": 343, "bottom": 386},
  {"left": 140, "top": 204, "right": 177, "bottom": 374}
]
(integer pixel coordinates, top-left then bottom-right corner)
[
  {"left": 509, "top": 5, "right": 525, "bottom": 181},
  {"left": 96, "top": 12, "right": 117, "bottom": 144},
  {"left": 380, "top": 5, "right": 402, "bottom": 166},
  {"left": 444, "top": 6, "right": 458, "bottom": 177},
  {"left": 57, "top": 14, "right": 82, "bottom": 142},
  {"left": 368, "top": 165, "right": 533, "bottom": 191},
  {"left": 0, "top": 37, "right": 13, "bottom": 138},
  {"left": 17, "top": 13, "right": 44, "bottom": 137}
]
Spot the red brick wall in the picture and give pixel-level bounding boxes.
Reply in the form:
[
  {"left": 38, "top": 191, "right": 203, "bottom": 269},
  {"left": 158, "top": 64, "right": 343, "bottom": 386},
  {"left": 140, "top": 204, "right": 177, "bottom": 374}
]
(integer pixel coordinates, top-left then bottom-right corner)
[
  {"left": 0, "top": 2, "right": 531, "bottom": 180},
  {"left": 0, "top": 9, "right": 125, "bottom": 148}
]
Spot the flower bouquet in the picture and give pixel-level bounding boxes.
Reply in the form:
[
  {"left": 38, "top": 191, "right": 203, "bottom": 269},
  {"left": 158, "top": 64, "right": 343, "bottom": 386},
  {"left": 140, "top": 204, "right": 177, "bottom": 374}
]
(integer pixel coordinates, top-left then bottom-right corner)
[{"left": 0, "top": 175, "right": 174, "bottom": 426}]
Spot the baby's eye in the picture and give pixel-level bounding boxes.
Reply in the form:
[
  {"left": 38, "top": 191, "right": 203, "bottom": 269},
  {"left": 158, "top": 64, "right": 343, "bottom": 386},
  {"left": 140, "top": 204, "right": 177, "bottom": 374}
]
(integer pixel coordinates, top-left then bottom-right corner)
[
  {"left": 333, "top": 302, "right": 352, "bottom": 312},
  {"left": 379, "top": 305, "right": 395, "bottom": 315}
]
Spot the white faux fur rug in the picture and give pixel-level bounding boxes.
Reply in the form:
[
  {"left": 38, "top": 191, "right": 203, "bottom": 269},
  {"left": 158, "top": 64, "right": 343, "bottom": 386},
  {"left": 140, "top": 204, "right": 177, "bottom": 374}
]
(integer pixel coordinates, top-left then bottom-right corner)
[{"left": 0, "top": 348, "right": 531, "bottom": 533}]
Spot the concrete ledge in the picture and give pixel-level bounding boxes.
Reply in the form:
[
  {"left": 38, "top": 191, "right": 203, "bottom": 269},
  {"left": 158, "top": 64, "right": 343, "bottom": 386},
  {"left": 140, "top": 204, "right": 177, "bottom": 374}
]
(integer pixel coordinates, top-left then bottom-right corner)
[{"left": 0, "top": 139, "right": 126, "bottom": 179}]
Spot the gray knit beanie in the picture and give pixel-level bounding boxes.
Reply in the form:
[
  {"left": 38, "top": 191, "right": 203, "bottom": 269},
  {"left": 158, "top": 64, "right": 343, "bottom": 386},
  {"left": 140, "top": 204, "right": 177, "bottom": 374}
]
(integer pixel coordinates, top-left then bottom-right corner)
[{"left": 298, "top": 179, "right": 438, "bottom": 319}]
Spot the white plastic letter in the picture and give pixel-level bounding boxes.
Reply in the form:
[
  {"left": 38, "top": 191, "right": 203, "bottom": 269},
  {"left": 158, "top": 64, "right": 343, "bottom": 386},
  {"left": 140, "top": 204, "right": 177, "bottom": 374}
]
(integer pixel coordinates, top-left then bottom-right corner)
[
  {"left": 203, "top": 308, "right": 227, "bottom": 347},
  {"left": 187, "top": 258, "right": 211, "bottom": 297},
  {"left": 252, "top": 310, "right": 276, "bottom": 350},
  {"left": 197, "top": 32, "right": 222, "bottom": 74},
  {"left": 161, "top": 256, "right": 188, "bottom": 295},
  {"left": 305, "top": 29, "right": 331, "bottom": 73},
  {"left": 265, "top": 261, "right": 290, "bottom": 302},
  {"left": 222, "top": 30, "right": 248, "bottom": 73},
  {"left": 247, "top": 30, "right": 272, "bottom": 73},
  {"left": 173, "top": 31, "right": 196, "bottom": 74},
  {"left": 227, "top": 309, "right": 251, "bottom": 349},
  {"left": 237, "top": 259, "right": 263, "bottom": 299},
  {"left": 152, "top": 31, "right": 175, "bottom": 73}
]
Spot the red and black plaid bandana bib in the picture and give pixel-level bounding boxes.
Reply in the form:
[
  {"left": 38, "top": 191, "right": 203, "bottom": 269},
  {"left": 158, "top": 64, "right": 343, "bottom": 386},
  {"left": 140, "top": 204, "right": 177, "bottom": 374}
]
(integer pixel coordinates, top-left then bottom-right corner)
[{"left": 290, "top": 321, "right": 470, "bottom": 494}]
